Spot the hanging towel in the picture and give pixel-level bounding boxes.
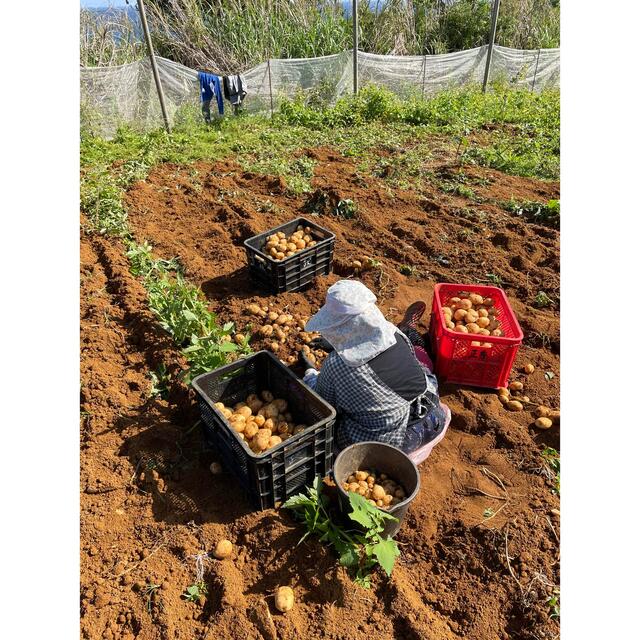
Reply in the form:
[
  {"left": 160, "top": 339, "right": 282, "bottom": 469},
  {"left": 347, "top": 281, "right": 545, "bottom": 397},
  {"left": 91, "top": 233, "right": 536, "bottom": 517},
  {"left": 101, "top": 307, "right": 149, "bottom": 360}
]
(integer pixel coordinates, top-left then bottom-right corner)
[
  {"left": 198, "top": 71, "right": 224, "bottom": 115},
  {"left": 223, "top": 74, "right": 247, "bottom": 106}
]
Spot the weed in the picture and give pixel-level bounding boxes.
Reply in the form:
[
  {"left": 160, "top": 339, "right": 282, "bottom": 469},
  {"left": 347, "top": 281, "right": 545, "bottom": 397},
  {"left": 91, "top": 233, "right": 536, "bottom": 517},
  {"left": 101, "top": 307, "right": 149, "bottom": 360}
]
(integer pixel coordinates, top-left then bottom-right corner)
[
  {"left": 503, "top": 198, "right": 560, "bottom": 229},
  {"left": 399, "top": 264, "right": 416, "bottom": 276},
  {"left": 485, "top": 273, "right": 503, "bottom": 285},
  {"left": 547, "top": 591, "right": 560, "bottom": 620},
  {"left": 534, "top": 291, "right": 554, "bottom": 308},
  {"left": 182, "top": 582, "right": 207, "bottom": 603},
  {"left": 141, "top": 582, "right": 162, "bottom": 615},
  {"left": 483, "top": 507, "right": 495, "bottom": 519},
  {"left": 148, "top": 363, "right": 171, "bottom": 400},
  {"left": 541, "top": 447, "right": 560, "bottom": 495},
  {"left": 335, "top": 198, "right": 358, "bottom": 219},
  {"left": 283, "top": 477, "right": 400, "bottom": 588}
]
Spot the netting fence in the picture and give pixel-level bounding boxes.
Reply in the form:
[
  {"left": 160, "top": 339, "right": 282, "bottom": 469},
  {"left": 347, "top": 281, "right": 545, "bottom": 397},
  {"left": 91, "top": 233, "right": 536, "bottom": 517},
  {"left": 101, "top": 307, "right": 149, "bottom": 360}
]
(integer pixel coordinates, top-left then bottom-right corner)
[{"left": 80, "top": 44, "right": 559, "bottom": 138}]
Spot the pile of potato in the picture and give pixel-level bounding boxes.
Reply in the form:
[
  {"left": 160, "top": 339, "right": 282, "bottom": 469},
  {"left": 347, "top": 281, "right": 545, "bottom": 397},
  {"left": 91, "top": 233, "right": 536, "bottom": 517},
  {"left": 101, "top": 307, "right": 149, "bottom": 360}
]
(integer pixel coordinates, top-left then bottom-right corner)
[
  {"left": 214, "top": 391, "right": 308, "bottom": 454},
  {"left": 243, "top": 303, "right": 327, "bottom": 367},
  {"left": 441, "top": 291, "right": 504, "bottom": 347},
  {"left": 262, "top": 225, "right": 318, "bottom": 261},
  {"left": 341, "top": 469, "right": 406, "bottom": 510},
  {"left": 497, "top": 377, "right": 560, "bottom": 429}
]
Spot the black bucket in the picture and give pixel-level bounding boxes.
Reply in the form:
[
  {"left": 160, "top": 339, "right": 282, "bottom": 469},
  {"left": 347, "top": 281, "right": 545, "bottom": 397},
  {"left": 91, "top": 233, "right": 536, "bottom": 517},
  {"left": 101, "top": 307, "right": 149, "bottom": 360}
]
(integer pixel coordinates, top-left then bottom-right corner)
[{"left": 333, "top": 442, "right": 420, "bottom": 538}]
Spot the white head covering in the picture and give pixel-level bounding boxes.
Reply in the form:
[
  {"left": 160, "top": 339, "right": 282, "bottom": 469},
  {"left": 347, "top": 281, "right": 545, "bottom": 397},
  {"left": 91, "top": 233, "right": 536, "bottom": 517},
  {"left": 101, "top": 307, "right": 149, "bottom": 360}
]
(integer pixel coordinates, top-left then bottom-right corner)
[{"left": 306, "top": 280, "right": 397, "bottom": 367}]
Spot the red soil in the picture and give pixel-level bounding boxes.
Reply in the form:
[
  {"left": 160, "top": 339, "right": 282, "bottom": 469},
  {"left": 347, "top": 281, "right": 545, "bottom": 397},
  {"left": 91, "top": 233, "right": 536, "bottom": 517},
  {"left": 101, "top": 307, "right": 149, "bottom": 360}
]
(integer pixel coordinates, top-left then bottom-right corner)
[{"left": 80, "top": 149, "right": 560, "bottom": 640}]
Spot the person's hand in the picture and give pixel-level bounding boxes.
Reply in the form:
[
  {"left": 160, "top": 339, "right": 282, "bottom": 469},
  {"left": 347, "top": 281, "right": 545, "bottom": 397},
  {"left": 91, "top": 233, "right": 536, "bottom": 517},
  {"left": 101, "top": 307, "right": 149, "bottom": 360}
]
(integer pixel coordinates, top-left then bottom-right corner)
[{"left": 309, "top": 336, "right": 334, "bottom": 352}]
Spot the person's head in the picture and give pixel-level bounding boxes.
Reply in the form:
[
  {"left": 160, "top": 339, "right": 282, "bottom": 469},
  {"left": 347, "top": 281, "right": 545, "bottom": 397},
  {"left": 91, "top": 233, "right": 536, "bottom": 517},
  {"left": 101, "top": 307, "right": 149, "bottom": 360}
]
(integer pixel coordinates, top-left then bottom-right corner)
[{"left": 306, "top": 280, "right": 397, "bottom": 367}]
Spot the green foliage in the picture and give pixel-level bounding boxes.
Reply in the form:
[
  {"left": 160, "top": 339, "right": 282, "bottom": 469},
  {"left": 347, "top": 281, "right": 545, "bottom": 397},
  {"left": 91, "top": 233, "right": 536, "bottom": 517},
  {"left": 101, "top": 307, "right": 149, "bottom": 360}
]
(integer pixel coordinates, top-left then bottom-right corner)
[
  {"left": 534, "top": 291, "right": 554, "bottom": 309},
  {"left": 182, "top": 582, "right": 207, "bottom": 603},
  {"left": 541, "top": 447, "right": 560, "bottom": 495},
  {"left": 335, "top": 198, "right": 358, "bottom": 219},
  {"left": 148, "top": 363, "right": 171, "bottom": 400},
  {"left": 283, "top": 477, "right": 400, "bottom": 588},
  {"left": 503, "top": 198, "right": 560, "bottom": 228},
  {"left": 547, "top": 591, "right": 560, "bottom": 620}
]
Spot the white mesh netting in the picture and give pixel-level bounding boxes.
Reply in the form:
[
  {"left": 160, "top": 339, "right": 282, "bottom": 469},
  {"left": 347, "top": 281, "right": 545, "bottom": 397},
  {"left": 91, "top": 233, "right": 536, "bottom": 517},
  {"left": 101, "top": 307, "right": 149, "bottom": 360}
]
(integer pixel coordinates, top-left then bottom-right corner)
[{"left": 81, "top": 45, "right": 559, "bottom": 137}]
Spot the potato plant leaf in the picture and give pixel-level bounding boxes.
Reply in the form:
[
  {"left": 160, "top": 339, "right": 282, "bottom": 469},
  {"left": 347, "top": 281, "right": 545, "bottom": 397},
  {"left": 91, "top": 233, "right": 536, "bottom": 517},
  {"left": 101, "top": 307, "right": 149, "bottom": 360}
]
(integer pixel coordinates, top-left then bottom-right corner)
[{"left": 372, "top": 538, "right": 400, "bottom": 577}]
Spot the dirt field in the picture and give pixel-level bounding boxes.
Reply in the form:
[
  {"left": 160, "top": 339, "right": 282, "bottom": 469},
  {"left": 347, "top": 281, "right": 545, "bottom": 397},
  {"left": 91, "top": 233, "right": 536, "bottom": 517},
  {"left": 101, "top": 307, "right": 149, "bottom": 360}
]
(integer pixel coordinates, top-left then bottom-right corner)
[{"left": 80, "top": 148, "right": 560, "bottom": 640}]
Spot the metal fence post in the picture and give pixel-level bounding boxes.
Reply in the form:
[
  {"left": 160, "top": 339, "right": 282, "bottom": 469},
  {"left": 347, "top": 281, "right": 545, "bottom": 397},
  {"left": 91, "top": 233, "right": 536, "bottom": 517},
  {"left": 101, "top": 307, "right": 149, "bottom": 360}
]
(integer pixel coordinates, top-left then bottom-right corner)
[
  {"left": 531, "top": 48, "right": 542, "bottom": 91},
  {"left": 267, "top": 58, "right": 274, "bottom": 117},
  {"left": 482, "top": 0, "right": 501, "bottom": 93},
  {"left": 137, "top": 0, "right": 170, "bottom": 132},
  {"left": 352, "top": 0, "right": 359, "bottom": 94}
]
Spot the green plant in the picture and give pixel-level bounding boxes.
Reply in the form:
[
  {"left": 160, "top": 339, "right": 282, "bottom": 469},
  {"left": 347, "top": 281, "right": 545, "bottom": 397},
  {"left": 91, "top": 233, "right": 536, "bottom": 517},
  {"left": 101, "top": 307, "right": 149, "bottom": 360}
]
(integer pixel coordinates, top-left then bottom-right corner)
[
  {"left": 547, "top": 591, "right": 560, "bottom": 620},
  {"left": 335, "top": 198, "right": 358, "bottom": 219},
  {"left": 541, "top": 447, "right": 560, "bottom": 495},
  {"left": 283, "top": 477, "right": 400, "bottom": 588},
  {"left": 503, "top": 198, "right": 560, "bottom": 228},
  {"left": 141, "top": 582, "right": 162, "bottom": 614},
  {"left": 534, "top": 291, "right": 554, "bottom": 308},
  {"left": 182, "top": 581, "right": 207, "bottom": 603},
  {"left": 148, "top": 363, "right": 171, "bottom": 399},
  {"left": 399, "top": 264, "right": 416, "bottom": 276},
  {"left": 485, "top": 273, "right": 503, "bottom": 285}
]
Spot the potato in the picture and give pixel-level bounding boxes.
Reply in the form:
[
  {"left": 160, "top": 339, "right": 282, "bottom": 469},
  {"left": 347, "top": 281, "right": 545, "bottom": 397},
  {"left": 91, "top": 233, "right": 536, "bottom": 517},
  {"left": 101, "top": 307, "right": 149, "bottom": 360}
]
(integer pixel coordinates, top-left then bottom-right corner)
[
  {"left": 476, "top": 317, "right": 490, "bottom": 328},
  {"left": 469, "top": 293, "right": 484, "bottom": 305},
  {"left": 273, "top": 398, "right": 288, "bottom": 412},
  {"left": 263, "top": 418, "right": 275, "bottom": 431},
  {"left": 471, "top": 340, "right": 482, "bottom": 347},
  {"left": 275, "top": 586, "right": 295, "bottom": 613},
  {"left": 263, "top": 404, "right": 279, "bottom": 420},
  {"left": 453, "top": 308, "right": 467, "bottom": 321},
  {"left": 275, "top": 252, "right": 285, "bottom": 260},
  {"left": 509, "top": 381, "right": 524, "bottom": 391},
  {"left": 348, "top": 482, "right": 359, "bottom": 492},
  {"left": 259, "top": 325, "right": 274, "bottom": 337},
  {"left": 498, "top": 393, "right": 510, "bottom": 404},
  {"left": 358, "top": 480, "right": 368, "bottom": 489},
  {"left": 394, "top": 488, "right": 406, "bottom": 499},
  {"left": 244, "top": 423, "right": 259, "bottom": 438},
  {"left": 237, "top": 406, "right": 253, "bottom": 419},
  {"left": 293, "top": 424, "right": 306, "bottom": 434},
  {"left": 255, "top": 435, "right": 270, "bottom": 451},
  {"left": 465, "top": 310, "right": 478, "bottom": 322},
  {"left": 347, "top": 474, "right": 356, "bottom": 484},
  {"left": 482, "top": 342, "right": 493, "bottom": 348},
  {"left": 454, "top": 325, "right": 469, "bottom": 333},
  {"left": 214, "top": 401, "right": 225, "bottom": 411},
  {"left": 459, "top": 299, "right": 472, "bottom": 310},
  {"left": 491, "top": 329, "right": 502, "bottom": 337},
  {"left": 521, "top": 396, "right": 530, "bottom": 403},
  {"left": 277, "top": 422, "right": 291, "bottom": 435},
  {"left": 535, "top": 417, "right": 553, "bottom": 430},
  {"left": 534, "top": 406, "right": 550, "bottom": 418},
  {"left": 356, "top": 486, "right": 367, "bottom": 496},
  {"left": 466, "top": 323, "right": 480, "bottom": 334},
  {"left": 478, "top": 328, "right": 491, "bottom": 336},
  {"left": 276, "top": 231, "right": 286, "bottom": 239},
  {"left": 371, "top": 485, "right": 386, "bottom": 501},
  {"left": 303, "top": 234, "right": 312, "bottom": 243},
  {"left": 505, "top": 400, "right": 523, "bottom": 412},
  {"left": 213, "top": 539, "right": 233, "bottom": 559},
  {"left": 477, "top": 308, "right": 489, "bottom": 318},
  {"left": 355, "top": 471, "right": 368, "bottom": 481},
  {"left": 268, "top": 435, "right": 283, "bottom": 447},
  {"left": 261, "top": 390, "right": 274, "bottom": 403},
  {"left": 524, "top": 363, "right": 535, "bottom": 374},
  {"left": 246, "top": 303, "right": 264, "bottom": 316},
  {"left": 222, "top": 408, "right": 233, "bottom": 419},
  {"left": 548, "top": 410, "right": 560, "bottom": 424},
  {"left": 230, "top": 420, "right": 246, "bottom": 434}
]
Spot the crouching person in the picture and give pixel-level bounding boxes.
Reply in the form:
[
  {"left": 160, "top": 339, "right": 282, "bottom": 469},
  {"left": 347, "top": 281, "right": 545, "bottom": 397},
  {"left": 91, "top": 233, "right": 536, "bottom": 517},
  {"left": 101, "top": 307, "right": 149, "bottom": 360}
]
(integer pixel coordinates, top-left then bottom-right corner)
[{"left": 301, "top": 280, "right": 450, "bottom": 463}]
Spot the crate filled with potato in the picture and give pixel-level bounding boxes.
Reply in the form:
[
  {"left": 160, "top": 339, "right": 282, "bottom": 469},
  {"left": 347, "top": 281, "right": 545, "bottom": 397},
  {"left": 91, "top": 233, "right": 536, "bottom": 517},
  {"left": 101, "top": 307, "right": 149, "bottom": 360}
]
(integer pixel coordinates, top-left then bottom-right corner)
[
  {"left": 244, "top": 217, "right": 335, "bottom": 294},
  {"left": 192, "top": 351, "right": 336, "bottom": 510},
  {"left": 428, "top": 283, "right": 523, "bottom": 389}
]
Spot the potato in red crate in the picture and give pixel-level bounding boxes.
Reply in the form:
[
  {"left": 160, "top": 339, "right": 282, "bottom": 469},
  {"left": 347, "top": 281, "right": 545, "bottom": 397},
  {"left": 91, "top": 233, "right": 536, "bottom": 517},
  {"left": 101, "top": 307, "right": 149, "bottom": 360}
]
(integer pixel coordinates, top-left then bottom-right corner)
[{"left": 428, "top": 283, "right": 523, "bottom": 389}]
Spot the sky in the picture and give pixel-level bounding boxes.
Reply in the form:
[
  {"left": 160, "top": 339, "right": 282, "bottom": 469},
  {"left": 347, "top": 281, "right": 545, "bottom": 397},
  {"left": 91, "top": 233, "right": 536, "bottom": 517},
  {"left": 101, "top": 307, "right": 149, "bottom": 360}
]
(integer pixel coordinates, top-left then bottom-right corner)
[{"left": 80, "top": 1, "right": 130, "bottom": 7}]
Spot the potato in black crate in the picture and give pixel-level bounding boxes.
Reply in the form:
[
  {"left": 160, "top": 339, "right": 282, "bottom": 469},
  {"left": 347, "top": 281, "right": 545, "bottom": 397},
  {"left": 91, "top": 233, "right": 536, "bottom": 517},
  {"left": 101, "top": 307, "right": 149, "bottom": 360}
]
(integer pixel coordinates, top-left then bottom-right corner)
[
  {"left": 192, "top": 351, "right": 336, "bottom": 510},
  {"left": 244, "top": 216, "right": 335, "bottom": 294}
]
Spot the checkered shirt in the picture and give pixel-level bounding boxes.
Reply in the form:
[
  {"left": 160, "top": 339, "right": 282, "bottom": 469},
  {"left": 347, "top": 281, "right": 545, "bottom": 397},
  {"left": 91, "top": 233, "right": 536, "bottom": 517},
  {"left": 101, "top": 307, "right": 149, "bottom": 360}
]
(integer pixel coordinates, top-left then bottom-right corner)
[{"left": 314, "top": 331, "right": 440, "bottom": 449}]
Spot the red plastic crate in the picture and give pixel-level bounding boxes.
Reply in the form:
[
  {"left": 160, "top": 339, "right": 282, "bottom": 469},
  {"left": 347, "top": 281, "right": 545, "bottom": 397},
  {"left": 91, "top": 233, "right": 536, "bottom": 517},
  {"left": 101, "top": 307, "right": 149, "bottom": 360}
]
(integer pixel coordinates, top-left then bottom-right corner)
[{"left": 429, "top": 283, "right": 523, "bottom": 389}]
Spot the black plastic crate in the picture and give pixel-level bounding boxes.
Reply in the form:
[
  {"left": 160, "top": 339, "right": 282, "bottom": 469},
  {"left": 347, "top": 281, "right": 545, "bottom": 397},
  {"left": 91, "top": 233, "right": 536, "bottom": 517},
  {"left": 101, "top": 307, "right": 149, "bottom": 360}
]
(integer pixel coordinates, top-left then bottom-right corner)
[
  {"left": 244, "top": 216, "right": 335, "bottom": 294},
  {"left": 192, "top": 351, "right": 336, "bottom": 510}
]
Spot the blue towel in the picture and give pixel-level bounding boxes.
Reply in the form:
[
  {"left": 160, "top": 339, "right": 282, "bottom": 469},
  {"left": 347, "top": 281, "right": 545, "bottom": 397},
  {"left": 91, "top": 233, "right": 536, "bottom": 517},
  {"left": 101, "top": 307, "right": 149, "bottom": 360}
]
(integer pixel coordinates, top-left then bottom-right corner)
[{"left": 198, "top": 72, "right": 224, "bottom": 116}]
